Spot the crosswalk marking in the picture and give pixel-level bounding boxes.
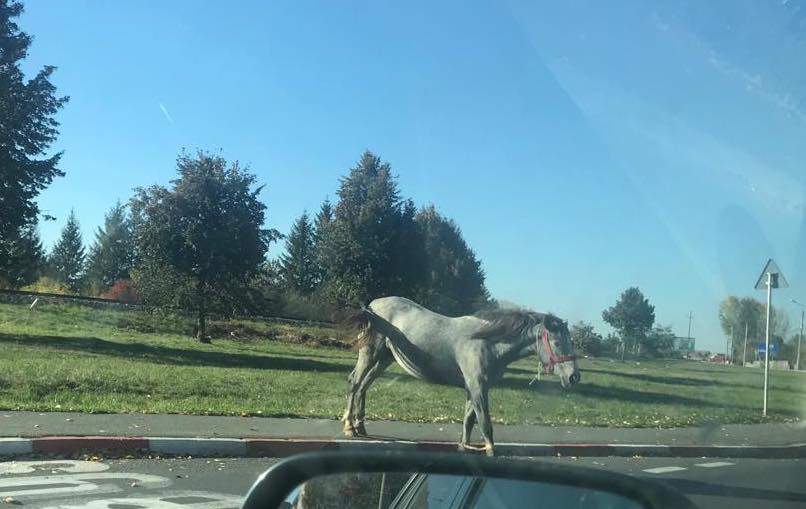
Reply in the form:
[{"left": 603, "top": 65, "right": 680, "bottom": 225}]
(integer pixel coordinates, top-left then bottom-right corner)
[
  {"left": 642, "top": 466, "right": 687, "bottom": 474},
  {"left": 695, "top": 461, "right": 735, "bottom": 468}
]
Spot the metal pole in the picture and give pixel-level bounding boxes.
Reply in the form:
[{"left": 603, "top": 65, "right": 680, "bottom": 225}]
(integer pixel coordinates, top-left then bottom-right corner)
[
  {"left": 797, "top": 309, "right": 804, "bottom": 371},
  {"left": 763, "top": 272, "right": 772, "bottom": 417},
  {"left": 742, "top": 322, "right": 748, "bottom": 367}
]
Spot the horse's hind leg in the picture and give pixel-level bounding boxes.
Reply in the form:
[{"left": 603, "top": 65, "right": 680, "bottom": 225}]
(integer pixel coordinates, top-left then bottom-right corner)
[
  {"left": 342, "top": 331, "right": 386, "bottom": 436},
  {"left": 466, "top": 383, "right": 495, "bottom": 456},
  {"left": 459, "top": 393, "right": 477, "bottom": 450},
  {"left": 353, "top": 348, "right": 393, "bottom": 435}
]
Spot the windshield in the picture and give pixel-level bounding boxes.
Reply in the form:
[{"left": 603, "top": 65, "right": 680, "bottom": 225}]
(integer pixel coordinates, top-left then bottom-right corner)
[{"left": 1, "top": 1, "right": 804, "bottom": 508}]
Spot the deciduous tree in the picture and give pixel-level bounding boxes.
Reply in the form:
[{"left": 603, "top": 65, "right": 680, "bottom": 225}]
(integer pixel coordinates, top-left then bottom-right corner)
[
  {"left": 602, "top": 287, "right": 655, "bottom": 361},
  {"left": 130, "top": 151, "right": 275, "bottom": 341}
]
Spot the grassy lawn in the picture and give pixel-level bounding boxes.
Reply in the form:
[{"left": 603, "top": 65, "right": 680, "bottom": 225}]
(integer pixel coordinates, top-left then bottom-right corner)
[{"left": 0, "top": 301, "right": 803, "bottom": 427}]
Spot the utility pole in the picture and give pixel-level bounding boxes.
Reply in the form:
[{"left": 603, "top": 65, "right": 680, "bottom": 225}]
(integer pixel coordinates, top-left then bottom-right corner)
[
  {"left": 687, "top": 311, "right": 693, "bottom": 342},
  {"left": 792, "top": 299, "right": 805, "bottom": 371},
  {"left": 742, "top": 322, "right": 749, "bottom": 367},
  {"left": 763, "top": 272, "right": 772, "bottom": 416},
  {"left": 728, "top": 324, "right": 733, "bottom": 364}
]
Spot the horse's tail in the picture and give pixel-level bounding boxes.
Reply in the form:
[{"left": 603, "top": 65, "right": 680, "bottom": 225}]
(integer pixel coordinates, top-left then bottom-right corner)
[{"left": 337, "top": 305, "right": 389, "bottom": 349}]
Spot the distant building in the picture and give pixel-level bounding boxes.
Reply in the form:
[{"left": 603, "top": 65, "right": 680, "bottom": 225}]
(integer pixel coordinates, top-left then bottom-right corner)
[{"left": 673, "top": 336, "right": 695, "bottom": 352}]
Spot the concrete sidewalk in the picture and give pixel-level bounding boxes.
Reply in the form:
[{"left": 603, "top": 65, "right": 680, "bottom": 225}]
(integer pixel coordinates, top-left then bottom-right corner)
[{"left": 2, "top": 411, "right": 804, "bottom": 446}]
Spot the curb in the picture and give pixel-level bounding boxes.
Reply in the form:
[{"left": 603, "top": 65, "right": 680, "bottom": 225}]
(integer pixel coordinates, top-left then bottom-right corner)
[{"left": 2, "top": 437, "right": 805, "bottom": 459}]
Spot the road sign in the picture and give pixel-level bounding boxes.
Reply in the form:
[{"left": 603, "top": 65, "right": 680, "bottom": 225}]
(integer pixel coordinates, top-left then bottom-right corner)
[
  {"left": 755, "top": 259, "right": 789, "bottom": 289},
  {"left": 755, "top": 258, "right": 787, "bottom": 417},
  {"left": 757, "top": 343, "right": 779, "bottom": 359}
]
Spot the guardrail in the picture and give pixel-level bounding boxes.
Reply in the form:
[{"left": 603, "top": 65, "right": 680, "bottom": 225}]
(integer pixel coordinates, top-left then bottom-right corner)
[{"left": 0, "top": 288, "right": 335, "bottom": 327}]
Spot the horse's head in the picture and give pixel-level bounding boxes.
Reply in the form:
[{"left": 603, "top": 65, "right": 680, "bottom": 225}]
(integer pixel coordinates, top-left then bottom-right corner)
[
  {"left": 536, "top": 315, "right": 580, "bottom": 389},
  {"left": 472, "top": 310, "right": 581, "bottom": 389}
]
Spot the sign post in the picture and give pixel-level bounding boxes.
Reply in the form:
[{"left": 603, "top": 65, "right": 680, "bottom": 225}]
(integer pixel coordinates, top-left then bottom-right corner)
[{"left": 754, "top": 259, "right": 788, "bottom": 417}]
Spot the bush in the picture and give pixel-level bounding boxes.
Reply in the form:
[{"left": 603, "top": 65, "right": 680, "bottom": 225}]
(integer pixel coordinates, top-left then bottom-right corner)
[
  {"left": 120, "top": 309, "right": 193, "bottom": 335},
  {"left": 570, "top": 321, "right": 603, "bottom": 357},
  {"left": 279, "top": 290, "right": 335, "bottom": 322},
  {"left": 102, "top": 279, "right": 139, "bottom": 302},
  {"left": 20, "top": 276, "right": 74, "bottom": 295}
]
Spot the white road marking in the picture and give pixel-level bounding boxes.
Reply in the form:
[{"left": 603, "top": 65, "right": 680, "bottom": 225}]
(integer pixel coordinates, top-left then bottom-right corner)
[
  {"left": 642, "top": 466, "right": 688, "bottom": 474},
  {"left": 0, "top": 461, "right": 110, "bottom": 475},
  {"left": 0, "top": 473, "right": 172, "bottom": 501},
  {"left": 0, "top": 461, "right": 241, "bottom": 509},
  {"left": 695, "top": 461, "right": 735, "bottom": 468},
  {"left": 41, "top": 491, "right": 243, "bottom": 509}
]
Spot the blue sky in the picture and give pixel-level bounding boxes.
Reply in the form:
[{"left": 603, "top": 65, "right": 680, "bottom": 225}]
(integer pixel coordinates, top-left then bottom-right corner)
[{"left": 19, "top": 0, "right": 806, "bottom": 351}]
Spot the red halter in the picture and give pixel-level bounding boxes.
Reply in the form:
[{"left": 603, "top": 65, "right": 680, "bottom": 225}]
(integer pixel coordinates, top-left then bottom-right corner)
[{"left": 542, "top": 326, "right": 577, "bottom": 366}]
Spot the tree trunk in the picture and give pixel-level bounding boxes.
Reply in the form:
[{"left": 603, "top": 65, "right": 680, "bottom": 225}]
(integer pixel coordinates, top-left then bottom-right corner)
[
  {"left": 197, "top": 280, "right": 210, "bottom": 343},
  {"left": 620, "top": 339, "right": 627, "bottom": 362}
]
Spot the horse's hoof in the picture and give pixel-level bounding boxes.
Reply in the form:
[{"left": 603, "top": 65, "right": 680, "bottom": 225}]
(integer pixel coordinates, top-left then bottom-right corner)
[
  {"left": 458, "top": 443, "right": 485, "bottom": 453},
  {"left": 354, "top": 423, "right": 367, "bottom": 436},
  {"left": 484, "top": 445, "right": 495, "bottom": 457},
  {"left": 343, "top": 423, "right": 358, "bottom": 437}
]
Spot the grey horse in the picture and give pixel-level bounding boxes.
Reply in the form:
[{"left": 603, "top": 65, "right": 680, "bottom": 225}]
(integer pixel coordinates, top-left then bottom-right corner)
[{"left": 341, "top": 296, "right": 580, "bottom": 455}]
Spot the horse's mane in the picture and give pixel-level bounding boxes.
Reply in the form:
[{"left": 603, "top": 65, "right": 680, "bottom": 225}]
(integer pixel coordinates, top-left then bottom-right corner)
[{"left": 471, "top": 309, "right": 562, "bottom": 342}]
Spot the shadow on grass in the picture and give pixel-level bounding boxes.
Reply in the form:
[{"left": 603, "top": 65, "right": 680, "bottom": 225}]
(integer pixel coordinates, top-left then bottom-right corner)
[
  {"left": 581, "top": 367, "right": 804, "bottom": 394},
  {"left": 496, "top": 376, "right": 725, "bottom": 409},
  {"left": 0, "top": 333, "right": 351, "bottom": 374}
]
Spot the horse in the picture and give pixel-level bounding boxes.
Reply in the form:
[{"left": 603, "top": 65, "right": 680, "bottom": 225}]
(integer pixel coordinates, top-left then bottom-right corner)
[{"left": 341, "top": 296, "right": 580, "bottom": 455}]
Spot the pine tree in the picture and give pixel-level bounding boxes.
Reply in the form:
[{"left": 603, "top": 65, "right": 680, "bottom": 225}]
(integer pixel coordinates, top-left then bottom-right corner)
[
  {"left": 49, "top": 210, "right": 85, "bottom": 292},
  {"left": 0, "top": 1, "right": 68, "bottom": 248},
  {"left": 279, "top": 211, "right": 318, "bottom": 294},
  {"left": 312, "top": 198, "right": 333, "bottom": 288},
  {"left": 0, "top": 223, "right": 44, "bottom": 288},
  {"left": 319, "top": 151, "right": 425, "bottom": 304},
  {"left": 85, "top": 201, "right": 134, "bottom": 290},
  {"left": 415, "top": 205, "right": 490, "bottom": 315}
]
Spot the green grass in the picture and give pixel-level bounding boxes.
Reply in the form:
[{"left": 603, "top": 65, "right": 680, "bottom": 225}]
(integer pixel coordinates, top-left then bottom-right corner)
[{"left": 0, "top": 301, "right": 803, "bottom": 427}]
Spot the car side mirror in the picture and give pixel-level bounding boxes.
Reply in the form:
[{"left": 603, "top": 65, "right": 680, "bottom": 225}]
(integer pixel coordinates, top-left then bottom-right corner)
[{"left": 242, "top": 450, "right": 696, "bottom": 509}]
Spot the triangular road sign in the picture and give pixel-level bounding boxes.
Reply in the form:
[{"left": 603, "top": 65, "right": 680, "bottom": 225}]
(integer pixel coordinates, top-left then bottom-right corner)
[{"left": 755, "top": 258, "right": 788, "bottom": 289}]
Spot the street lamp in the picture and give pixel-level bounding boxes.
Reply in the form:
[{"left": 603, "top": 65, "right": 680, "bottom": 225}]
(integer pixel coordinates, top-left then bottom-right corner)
[{"left": 791, "top": 299, "right": 805, "bottom": 371}]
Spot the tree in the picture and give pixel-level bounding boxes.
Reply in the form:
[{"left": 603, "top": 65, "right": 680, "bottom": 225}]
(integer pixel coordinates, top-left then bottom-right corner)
[
  {"left": 0, "top": 222, "right": 44, "bottom": 288},
  {"left": 643, "top": 325, "right": 676, "bottom": 357},
  {"left": 85, "top": 201, "right": 134, "bottom": 291},
  {"left": 718, "top": 296, "right": 789, "bottom": 363},
  {"left": 414, "top": 205, "right": 489, "bottom": 315},
  {"left": 48, "top": 210, "right": 85, "bottom": 292},
  {"left": 312, "top": 198, "right": 334, "bottom": 288},
  {"left": 0, "top": 1, "right": 68, "bottom": 252},
  {"left": 319, "top": 151, "right": 426, "bottom": 304},
  {"left": 602, "top": 287, "right": 655, "bottom": 360},
  {"left": 130, "top": 151, "right": 274, "bottom": 342},
  {"left": 279, "top": 211, "right": 318, "bottom": 294},
  {"left": 570, "top": 321, "right": 603, "bottom": 357}
]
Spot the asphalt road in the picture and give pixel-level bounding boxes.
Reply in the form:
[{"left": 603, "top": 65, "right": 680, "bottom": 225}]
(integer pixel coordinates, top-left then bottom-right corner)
[{"left": 0, "top": 456, "right": 803, "bottom": 509}]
